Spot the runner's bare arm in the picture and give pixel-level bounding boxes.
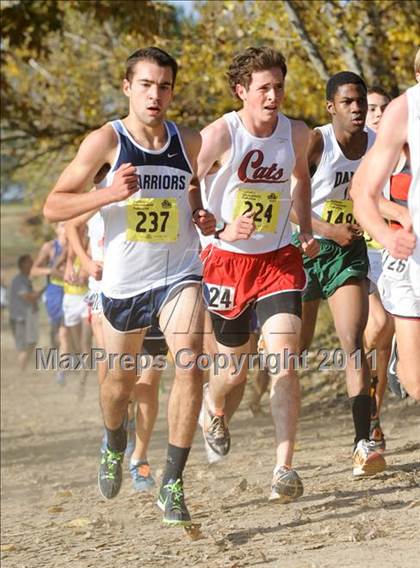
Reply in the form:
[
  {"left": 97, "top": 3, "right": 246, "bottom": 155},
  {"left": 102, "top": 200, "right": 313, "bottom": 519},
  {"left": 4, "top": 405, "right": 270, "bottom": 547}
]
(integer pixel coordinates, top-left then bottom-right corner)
[
  {"left": 182, "top": 127, "right": 205, "bottom": 210},
  {"left": 65, "top": 208, "right": 102, "bottom": 281},
  {"left": 351, "top": 94, "right": 415, "bottom": 258},
  {"left": 19, "top": 290, "right": 42, "bottom": 303},
  {"left": 378, "top": 196, "right": 411, "bottom": 229},
  {"left": 31, "top": 242, "right": 53, "bottom": 277},
  {"left": 181, "top": 126, "right": 216, "bottom": 235},
  {"left": 291, "top": 128, "right": 327, "bottom": 234},
  {"left": 43, "top": 125, "right": 138, "bottom": 222},
  {"left": 290, "top": 121, "right": 313, "bottom": 235},
  {"left": 307, "top": 128, "right": 324, "bottom": 177},
  {"left": 197, "top": 119, "right": 254, "bottom": 241},
  {"left": 197, "top": 118, "right": 231, "bottom": 182},
  {"left": 291, "top": 122, "right": 319, "bottom": 258},
  {"left": 63, "top": 239, "right": 76, "bottom": 283}
]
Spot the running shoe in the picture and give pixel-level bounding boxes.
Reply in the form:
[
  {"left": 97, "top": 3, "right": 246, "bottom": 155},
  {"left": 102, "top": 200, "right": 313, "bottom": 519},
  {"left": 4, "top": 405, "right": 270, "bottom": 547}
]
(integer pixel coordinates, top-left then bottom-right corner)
[
  {"left": 387, "top": 335, "right": 408, "bottom": 399},
  {"left": 157, "top": 478, "right": 191, "bottom": 526},
  {"left": 77, "top": 375, "right": 87, "bottom": 401},
  {"left": 55, "top": 371, "right": 65, "bottom": 386},
  {"left": 369, "top": 417, "right": 386, "bottom": 452},
  {"left": 269, "top": 465, "right": 304, "bottom": 503},
  {"left": 100, "top": 431, "right": 107, "bottom": 454},
  {"left": 198, "top": 402, "right": 224, "bottom": 464},
  {"left": 129, "top": 460, "right": 156, "bottom": 492},
  {"left": 352, "top": 439, "right": 386, "bottom": 477},
  {"left": 125, "top": 417, "right": 136, "bottom": 460},
  {"left": 98, "top": 447, "right": 124, "bottom": 499},
  {"left": 369, "top": 376, "right": 378, "bottom": 417},
  {"left": 200, "top": 385, "right": 230, "bottom": 456}
]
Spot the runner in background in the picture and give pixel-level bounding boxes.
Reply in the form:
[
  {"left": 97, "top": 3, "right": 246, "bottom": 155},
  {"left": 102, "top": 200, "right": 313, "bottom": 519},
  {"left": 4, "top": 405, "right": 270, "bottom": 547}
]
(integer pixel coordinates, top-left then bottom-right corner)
[
  {"left": 62, "top": 231, "right": 91, "bottom": 396},
  {"left": 31, "top": 222, "right": 69, "bottom": 385},
  {"left": 363, "top": 86, "right": 393, "bottom": 450},
  {"left": 9, "top": 254, "right": 42, "bottom": 370}
]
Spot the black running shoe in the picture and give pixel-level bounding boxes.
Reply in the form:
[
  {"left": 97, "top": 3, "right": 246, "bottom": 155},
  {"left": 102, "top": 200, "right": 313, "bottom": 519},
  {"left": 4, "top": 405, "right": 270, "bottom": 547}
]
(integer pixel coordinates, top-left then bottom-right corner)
[
  {"left": 98, "top": 448, "right": 124, "bottom": 499},
  {"left": 157, "top": 479, "right": 191, "bottom": 526},
  {"left": 387, "top": 335, "right": 408, "bottom": 399}
]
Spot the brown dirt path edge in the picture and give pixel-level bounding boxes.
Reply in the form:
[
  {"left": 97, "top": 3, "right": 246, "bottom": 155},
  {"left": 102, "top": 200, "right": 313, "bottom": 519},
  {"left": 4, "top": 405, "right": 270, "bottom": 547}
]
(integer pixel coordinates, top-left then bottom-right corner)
[{"left": 1, "top": 323, "right": 420, "bottom": 568}]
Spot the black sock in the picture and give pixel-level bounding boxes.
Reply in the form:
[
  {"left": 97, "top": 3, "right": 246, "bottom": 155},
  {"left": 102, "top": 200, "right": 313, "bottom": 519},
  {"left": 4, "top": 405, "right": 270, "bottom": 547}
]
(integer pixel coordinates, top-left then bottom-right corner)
[
  {"left": 162, "top": 444, "right": 191, "bottom": 485},
  {"left": 349, "top": 394, "right": 371, "bottom": 447},
  {"left": 105, "top": 424, "right": 127, "bottom": 453}
]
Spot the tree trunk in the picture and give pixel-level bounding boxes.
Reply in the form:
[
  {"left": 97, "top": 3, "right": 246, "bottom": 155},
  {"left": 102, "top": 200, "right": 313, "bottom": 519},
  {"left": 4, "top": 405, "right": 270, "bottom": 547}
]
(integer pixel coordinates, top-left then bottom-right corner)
[{"left": 284, "top": 1, "right": 330, "bottom": 81}]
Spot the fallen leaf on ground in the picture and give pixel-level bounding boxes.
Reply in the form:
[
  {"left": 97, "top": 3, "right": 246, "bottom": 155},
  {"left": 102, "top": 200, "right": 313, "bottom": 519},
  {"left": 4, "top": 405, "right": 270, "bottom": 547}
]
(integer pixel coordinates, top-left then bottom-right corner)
[
  {"left": 184, "top": 524, "right": 204, "bottom": 541},
  {"left": 47, "top": 506, "right": 64, "bottom": 513},
  {"left": 55, "top": 490, "right": 73, "bottom": 499},
  {"left": 238, "top": 478, "right": 248, "bottom": 491},
  {"left": 66, "top": 518, "right": 90, "bottom": 528},
  {"left": 1, "top": 544, "right": 17, "bottom": 552}
]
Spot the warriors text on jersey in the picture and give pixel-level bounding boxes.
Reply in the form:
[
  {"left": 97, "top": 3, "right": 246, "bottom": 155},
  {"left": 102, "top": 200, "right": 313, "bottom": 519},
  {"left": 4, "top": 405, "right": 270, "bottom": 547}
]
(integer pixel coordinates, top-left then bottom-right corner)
[{"left": 99, "top": 120, "right": 202, "bottom": 298}]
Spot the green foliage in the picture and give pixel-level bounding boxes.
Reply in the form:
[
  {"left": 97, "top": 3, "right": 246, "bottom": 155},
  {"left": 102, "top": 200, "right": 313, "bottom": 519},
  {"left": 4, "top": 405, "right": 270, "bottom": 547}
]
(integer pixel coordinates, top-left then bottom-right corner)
[{"left": 1, "top": 0, "right": 419, "bottom": 208}]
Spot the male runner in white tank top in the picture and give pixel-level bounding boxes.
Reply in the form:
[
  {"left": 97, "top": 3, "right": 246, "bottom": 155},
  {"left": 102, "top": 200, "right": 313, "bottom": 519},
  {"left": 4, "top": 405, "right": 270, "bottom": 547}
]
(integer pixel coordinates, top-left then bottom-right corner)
[
  {"left": 352, "top": 53, "right": 420, "bottom": 401},
  {"left": 44, "top": 47, "right": 215, "bottom": 526},
  {"left": 293, "top": 72, "right": 386, "bottom": 477},
  {"left": 198, "top": 47, "right": 319, "bottom": 503}
]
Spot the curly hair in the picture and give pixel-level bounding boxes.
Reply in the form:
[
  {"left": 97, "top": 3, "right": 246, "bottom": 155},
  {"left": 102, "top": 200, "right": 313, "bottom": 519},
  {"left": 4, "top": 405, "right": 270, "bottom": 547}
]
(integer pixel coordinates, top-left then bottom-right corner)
[{"left": 227, "top": 47, "right": 287, "bottom": 99}]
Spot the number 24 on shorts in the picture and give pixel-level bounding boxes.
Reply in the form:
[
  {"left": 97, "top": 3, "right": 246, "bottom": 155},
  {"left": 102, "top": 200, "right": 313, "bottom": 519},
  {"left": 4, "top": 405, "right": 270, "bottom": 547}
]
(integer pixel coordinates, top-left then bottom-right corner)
[{"left": 204, "top": 284, "right": 235, "bottom": 311}]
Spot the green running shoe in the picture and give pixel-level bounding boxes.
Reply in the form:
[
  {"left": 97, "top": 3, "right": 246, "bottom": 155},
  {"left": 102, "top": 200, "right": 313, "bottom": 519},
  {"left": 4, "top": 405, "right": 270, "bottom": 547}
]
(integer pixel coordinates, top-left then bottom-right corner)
[
  {"left": 157, "top": 479, "right": 191, "bottom": 526},
  {"left": 98, "top": 448, "right": 124, "bottom": 499}
]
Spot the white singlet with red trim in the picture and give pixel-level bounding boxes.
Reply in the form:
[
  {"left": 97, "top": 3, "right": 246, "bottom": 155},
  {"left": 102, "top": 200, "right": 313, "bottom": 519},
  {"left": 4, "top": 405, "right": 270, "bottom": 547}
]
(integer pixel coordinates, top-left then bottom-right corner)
[{"left": 204, "top": 111, "right": 296, "bottom": 254}]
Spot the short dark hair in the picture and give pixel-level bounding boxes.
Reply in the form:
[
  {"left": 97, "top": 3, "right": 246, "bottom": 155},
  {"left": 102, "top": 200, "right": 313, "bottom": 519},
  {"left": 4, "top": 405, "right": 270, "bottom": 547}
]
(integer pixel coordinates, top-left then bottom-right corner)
[
  {"left": 227, "top": 46, "right": 287, "bottom": 99},
  {"left": 125, "top": 46, "right": 178, "bottom": 86},
  {"left": 18, "top": 254, "right": 31, "bottom": 269},
  {"left": 326, "top": 71, "right": 367, "bottom": 101},
  {"left": 367, "top": 85, "right": 391, "bottom": 101}
]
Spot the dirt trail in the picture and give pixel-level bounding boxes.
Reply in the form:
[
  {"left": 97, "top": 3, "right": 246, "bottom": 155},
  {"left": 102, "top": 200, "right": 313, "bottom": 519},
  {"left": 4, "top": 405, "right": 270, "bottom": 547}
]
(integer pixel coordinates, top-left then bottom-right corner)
[{"left": 1, "top": 321, "right": 420, "bottom": 568}]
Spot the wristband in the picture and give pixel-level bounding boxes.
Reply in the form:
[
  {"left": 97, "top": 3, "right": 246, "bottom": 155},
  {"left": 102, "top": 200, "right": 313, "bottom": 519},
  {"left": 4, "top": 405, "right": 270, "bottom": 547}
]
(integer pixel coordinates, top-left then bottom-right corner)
[{"left": 214, "top": 221, "right": 226, "bottom": 239}]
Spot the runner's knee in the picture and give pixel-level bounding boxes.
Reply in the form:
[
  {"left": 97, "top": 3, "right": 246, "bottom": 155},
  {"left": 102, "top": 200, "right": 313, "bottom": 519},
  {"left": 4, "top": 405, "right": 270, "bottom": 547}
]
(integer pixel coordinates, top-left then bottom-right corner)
[
  {"left": 106, "top": 369, "right": 137, "bottom": 396},
  {"left": 270, "top": 369, "right": 299, "bottom": 393},
  {"left": 365, "top": 311, "right": 392, "bottom": 350}
]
